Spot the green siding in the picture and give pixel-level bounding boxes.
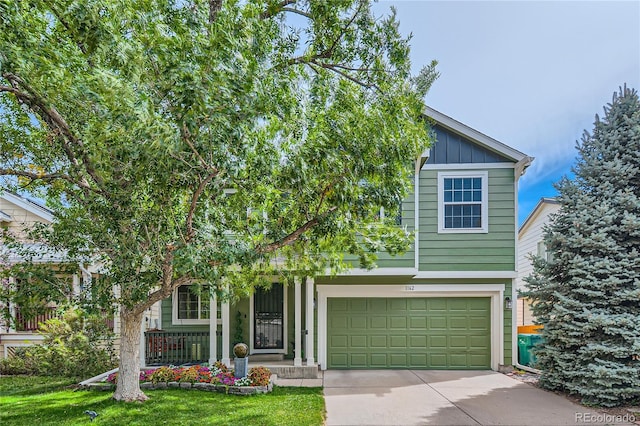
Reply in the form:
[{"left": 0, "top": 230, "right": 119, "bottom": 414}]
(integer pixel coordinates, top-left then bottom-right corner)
[
  {"left": 327, "top": 297, "right": 491, "bottom": 369},
  {"left": 343, "top": 195, "right": 416, "bottom": 269},
  {"left": 419, "top": 168, "right": 516, "bottom": 271}
]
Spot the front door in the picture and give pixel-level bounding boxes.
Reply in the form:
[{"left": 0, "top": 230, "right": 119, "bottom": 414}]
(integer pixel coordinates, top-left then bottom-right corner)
[{"left": 253, "top": 284, "right": 284, "bottom": 351}]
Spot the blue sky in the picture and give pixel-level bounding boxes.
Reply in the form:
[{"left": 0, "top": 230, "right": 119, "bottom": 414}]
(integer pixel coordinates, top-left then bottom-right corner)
[{"left": 372, "top": 0, "right": 640, "bottom": 225}]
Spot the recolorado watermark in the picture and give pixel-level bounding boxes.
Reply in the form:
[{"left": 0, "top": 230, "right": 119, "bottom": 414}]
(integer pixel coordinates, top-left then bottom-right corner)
[{"left": 575, "top": 412, "right": 636, "bottom": 424}]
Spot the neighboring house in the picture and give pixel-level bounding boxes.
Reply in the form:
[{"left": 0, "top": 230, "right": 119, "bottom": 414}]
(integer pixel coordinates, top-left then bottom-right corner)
[
  {"left": 148, "top": 106, "right": 534, "bottom": 374},
  {"left": 0, "top": 192, "right": 114, "bottom": 358},
  {"left": 516, "top": 197, "right": 560, "bottom": 326}
]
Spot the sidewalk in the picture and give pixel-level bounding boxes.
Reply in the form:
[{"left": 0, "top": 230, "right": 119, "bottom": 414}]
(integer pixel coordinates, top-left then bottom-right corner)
[{"left": 271, "top": 370, "right": 324, "bottom": 387}]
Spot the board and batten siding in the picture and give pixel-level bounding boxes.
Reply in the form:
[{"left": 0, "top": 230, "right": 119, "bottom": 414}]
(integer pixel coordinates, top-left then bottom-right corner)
[{"left": 419, "top": 167, "right": 516, "bottom": 271}]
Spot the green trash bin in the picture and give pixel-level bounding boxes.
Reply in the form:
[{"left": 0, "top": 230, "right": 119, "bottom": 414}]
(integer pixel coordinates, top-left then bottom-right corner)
[
  {"left": 517, "top": 334, "right": 532, "bottom": 366},
  {"left": 518, "top": 334, "right": 543, "bottom": 367},
  {"left": 528, "top": 334, "right": 543, "bottom": 366}
]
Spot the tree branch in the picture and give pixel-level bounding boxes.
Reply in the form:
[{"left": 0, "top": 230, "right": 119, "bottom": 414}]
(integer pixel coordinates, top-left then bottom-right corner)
[
  {"left": 1, "top": 73, "right": 105, "bottom": 192},
  {"left": 209, "top": 0, "right": 223, "bottom": 23},
  {"left": 185, "top": 172, "right": 218, "bottom": 242},
  {"left": 261, "top": 0, "right": 297, "bottom": 19},
  {"left": 280, "top": 6, "right": 311, "bottom": 19},
  {"left": 0, "top": 167, "right": 92, "bottom": 190},
  {"left": 309, "top": 61, "right": 379, "bottom": 91},
  {"left": 257, "top": 206, "right": 337, "bottom": 253}
]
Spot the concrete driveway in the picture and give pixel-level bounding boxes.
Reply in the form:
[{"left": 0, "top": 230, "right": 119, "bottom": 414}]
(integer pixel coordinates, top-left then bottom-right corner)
[{"left": 323, "top": 370, "right": 633, "bottom": 425}]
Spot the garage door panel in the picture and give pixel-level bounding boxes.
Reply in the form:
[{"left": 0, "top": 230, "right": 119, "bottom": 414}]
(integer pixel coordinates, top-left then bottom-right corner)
[
  {"left": 331, "top": 353, "right": 348, "bottom": 367},
  {"left": 410, "top": 335, "right": 427, "bottom": 348},
  {"left": 327, "top": 297, "right": 491, "bottom": 369},
  {"left": 390, "top": 316, "right": 407, "bottom": 329},
  {"left": 470, "top": 353, "right": 491, "bottom": 368},
  {"left": 389, "top": 298, "right": 407, "bottom": 311},
  {"left": 428, "top": 299, "right": 448, "bottom": 311},
  {"left": 430, "top": 335, "right": 447, "bottom": 349},
  {"left": 409, "top": 298, "right": 427, "bottom": 310},
  {"left": 409, "top": 353, "right": 427, "bottom": 366},
  {"left": 332, "top": 299, "right": 349, "bottom": 311},
  {"left": 390, "top": 335, "right": 407, "bottom": 348},
  {"left": 450, "top": 353, "right": 469, "bottom": 368},
  {"left": 469, "top": 335, "right": 490, "bottom": 349},
  {"left": 330, "top": 316, "right": 348, "bottom": 328},
  {"left": 331, "top": 335, "right": 348, "bottom": 348},
  {"left": 350, "top": 335, "right": 367, "bottom": 348},
  {"left": 390, "top": 353, "right": 407, "bottom": 367},
  {"left": 350, "top": 316, "right": 367, "bottom": 329},
  {"left": 369, "top": 299, "right": 386, "bottom": 311},
  {"left": 410, "top": 317, "right": 427, "bottom": 329},
  {"left": 350, "top": 299, "right": 368, "bottom": 311},
  {"left": 370, "top": 353, "right": 387, "bottom": 367},
  {"left": 370, "top": 316, "right": 387, "bottom": 329},
  {"left": 449, "top": 317, "right": 469, "bottom": 330},
  {"left": 449, "top": 335, "right": 469, "bottom": 348},
  {"left": 429, "top": 353, "right": 448, "bottom": 368},
  {"left": 370, "top": 335, "right": 387, "bottom": 348},
  {"left": 430, "top": 316, "right": 447, "bottom": 329}
]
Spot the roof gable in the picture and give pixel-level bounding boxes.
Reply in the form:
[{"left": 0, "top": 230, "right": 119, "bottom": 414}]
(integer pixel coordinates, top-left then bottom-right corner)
[
  {"left": 518, "top": 197, "right": 560, "bottom": 236},
  {"left": 422, "top": 107, "right": 533, "bottom": 171},
  {"left": 0, "top": 192, "right": 54, "bottom": 223},
  {"left": 427, "top": 124, "right": 512, "bottom": 164}
]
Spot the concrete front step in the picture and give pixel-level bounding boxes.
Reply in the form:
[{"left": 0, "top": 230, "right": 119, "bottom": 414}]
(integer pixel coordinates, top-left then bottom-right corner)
[
  {"left": 230, "top": 358, "right": 320, "bottom": 379},
  {"left": 267, "top": 364, "right": 320, "bottom": 379}
]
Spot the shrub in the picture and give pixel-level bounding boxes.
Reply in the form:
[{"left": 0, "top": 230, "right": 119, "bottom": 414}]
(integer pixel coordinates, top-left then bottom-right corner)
[
  {"left": 0, "top": 308, "right": 116, "bottom": 379},
  {"left": 248, "top": 366, "right": 271, "bottom": 387}
]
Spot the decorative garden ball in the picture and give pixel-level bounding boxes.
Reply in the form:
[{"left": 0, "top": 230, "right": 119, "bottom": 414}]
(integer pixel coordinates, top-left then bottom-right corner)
[{"left": 233, "top": 343, "right": 249, "bottom": 358}]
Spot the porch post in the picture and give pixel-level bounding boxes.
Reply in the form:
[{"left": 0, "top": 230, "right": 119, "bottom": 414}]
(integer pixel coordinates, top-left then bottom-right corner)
[
  {"left": 305, "top": 277, "right": 315, "bottom": 365},
  {"left": 221, "top": 295, "right": 231, "bottom": 367},
  {"left": 208, "top": 294, "right": 217, "bottom": 365},
  {"left": 294, "top": 277, "right": 302, "bottom": 366},
  {"left": 7, "top": 277, "right": 15, "bottom": 332},
  {"left": 72, "top": 274, "right": 81, "bottom": 297}
]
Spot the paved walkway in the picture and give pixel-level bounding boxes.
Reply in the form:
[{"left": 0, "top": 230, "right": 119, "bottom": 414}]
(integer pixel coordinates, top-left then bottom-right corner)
[{"left": 319, "top": 370, "right": 635, "bottom": 426}]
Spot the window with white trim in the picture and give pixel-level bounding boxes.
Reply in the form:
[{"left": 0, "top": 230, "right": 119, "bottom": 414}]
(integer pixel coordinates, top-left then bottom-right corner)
[
  {"left": 437, "top": 171, "right": 488, "bottom": 233},
  {"left": 172, "top": 285, "right": 210, "bottom": 324}
]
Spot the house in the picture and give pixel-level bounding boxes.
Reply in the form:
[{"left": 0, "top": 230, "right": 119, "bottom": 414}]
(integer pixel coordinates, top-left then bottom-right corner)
[
  {"left": 0, "top": 192, "right": 112, "bottom": 358},
  {"left": 516, "top": 197, "right": 560, "bottom": 326},
  {"left": 147, "top": 106, "right": 534, "bottom": 374}
]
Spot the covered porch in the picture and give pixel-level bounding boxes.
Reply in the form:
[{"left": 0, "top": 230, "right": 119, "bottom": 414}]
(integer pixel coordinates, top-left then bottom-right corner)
[{"left": 140, "top": 277, "right": 317, "bottom": 378}]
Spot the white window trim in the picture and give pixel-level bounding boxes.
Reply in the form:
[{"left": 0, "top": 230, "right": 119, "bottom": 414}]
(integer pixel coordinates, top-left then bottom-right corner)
[
  {"left": 437, "top": 171, "right": 488, "bottom": 234},
  {"left": 172, "top": 286, "right": 214, "bottom": 325}
]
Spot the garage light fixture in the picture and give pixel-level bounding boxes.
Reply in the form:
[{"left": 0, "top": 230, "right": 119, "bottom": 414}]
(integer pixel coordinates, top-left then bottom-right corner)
[{"left": 504, "top": 296, "right": 513, "bottom": 310}]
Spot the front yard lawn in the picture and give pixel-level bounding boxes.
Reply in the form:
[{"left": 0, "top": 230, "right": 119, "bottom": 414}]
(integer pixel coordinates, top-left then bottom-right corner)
[{"left": 0, "top": 376, "right": 325, "bottom": 425}]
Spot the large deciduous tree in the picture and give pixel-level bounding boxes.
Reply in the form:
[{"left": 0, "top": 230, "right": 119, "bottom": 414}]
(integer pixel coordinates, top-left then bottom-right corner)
[
  {"left": 523, "top": 86, "right": 640, "bottom": 407},
  {"left": 0, "top": 0, "right": 437, "bottom": 401}
]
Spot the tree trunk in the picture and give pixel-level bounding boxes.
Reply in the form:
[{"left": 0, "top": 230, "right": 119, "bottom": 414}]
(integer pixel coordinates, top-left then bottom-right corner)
[{"left": 113, "top": 309, "right": 148, "bottom": 402}]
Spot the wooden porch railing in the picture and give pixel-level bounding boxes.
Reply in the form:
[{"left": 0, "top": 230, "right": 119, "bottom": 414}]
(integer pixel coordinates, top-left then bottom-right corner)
[
  {"left": 14, "top": 307, "right": 115, "bottom": 332},
  {"left": 145, "top": 330, "right": 210, "bottom": 366},
  {"left": 15, "top": 307, "right": 58, "bottom": 332}
]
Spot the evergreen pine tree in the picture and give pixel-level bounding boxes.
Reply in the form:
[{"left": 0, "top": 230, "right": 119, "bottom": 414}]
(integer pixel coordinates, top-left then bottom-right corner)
[{"left": 523, "top": 86, "right": 640, "bottom": 407}]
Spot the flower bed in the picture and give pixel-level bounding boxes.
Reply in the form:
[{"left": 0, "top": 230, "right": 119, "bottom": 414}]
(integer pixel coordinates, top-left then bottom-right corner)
[{"left": 88, "top": 363, "right": 273, "bottom": 395}]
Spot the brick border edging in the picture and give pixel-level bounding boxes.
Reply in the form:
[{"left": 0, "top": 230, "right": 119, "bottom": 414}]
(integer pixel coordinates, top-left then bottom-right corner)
[{"left": 80, "top": 381, "right": 273, "bottom": 395}]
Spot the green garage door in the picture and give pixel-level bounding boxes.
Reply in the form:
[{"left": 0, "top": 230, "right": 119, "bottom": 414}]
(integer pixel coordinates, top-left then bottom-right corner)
[{"left": 327, "top": 297, "right": 491, "bottom": 369}]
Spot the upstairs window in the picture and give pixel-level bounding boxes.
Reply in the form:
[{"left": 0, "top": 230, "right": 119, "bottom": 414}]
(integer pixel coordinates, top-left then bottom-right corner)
[{"left": 437, "top": 171, "right": 488, "bottom": 233}]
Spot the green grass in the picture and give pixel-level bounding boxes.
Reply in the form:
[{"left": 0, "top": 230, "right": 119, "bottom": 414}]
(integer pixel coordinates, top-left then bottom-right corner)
[{"left": 0, "top": 376, "right": 325, "bottom": 425}]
